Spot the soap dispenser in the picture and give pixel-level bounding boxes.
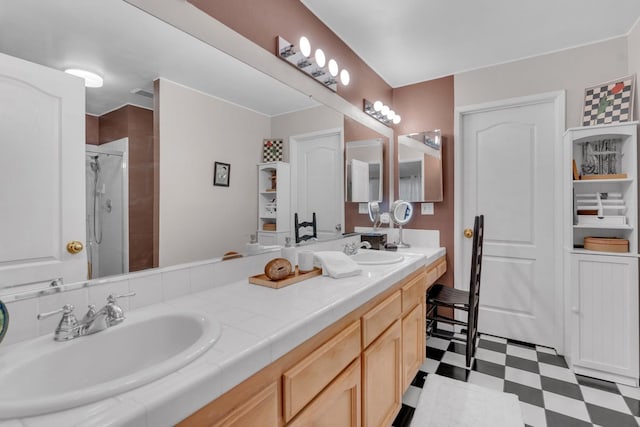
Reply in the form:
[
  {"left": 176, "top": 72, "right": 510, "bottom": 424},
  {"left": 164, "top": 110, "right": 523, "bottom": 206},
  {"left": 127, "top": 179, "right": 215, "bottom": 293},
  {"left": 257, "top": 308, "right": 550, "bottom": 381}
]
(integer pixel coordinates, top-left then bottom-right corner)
[{"left": 281, "top": 237, "right": 297, "bottom": 269}]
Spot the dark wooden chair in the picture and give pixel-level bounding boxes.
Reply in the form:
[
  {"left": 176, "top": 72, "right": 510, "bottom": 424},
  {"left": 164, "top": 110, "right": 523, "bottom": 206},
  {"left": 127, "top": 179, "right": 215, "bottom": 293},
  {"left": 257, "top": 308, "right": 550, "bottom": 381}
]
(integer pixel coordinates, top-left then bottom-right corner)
[
  {"left": 426, "top": 215, "right": 484, "bottom": 367},
  {"left": 294, "top": 212, "right": 317, "bottom": 244}
]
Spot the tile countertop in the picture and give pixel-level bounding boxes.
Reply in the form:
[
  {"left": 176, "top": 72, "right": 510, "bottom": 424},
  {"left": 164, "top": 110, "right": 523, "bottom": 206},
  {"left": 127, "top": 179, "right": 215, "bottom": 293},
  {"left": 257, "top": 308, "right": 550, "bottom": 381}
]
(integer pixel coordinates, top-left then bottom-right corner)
[{"left": 2, "top": 246, "right": 445, "bottom": 427}]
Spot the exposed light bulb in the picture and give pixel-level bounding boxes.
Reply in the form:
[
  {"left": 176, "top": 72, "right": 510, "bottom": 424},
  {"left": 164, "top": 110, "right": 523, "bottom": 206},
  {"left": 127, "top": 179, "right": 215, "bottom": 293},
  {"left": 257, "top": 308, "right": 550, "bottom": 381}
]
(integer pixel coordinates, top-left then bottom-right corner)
[
  {"left": 373, "top": 101, "right": 383, "bottom": 111},
  {"left": 340, "top": 69, "right": 350, "bottom": 86},
  {"left": 314, "top": 48, "right": 326, "bottom": 67},
  {"left": 65, "top": 69, "right": 103, "bottom": 88},
  {"left": 393, "top": 115, "right": 401, "bottom": 124},
  {"left": 299, "top": 36, "right": 311, "bottom": 57},
  {"left": 381, "top": 105, "right": 390, "bottom": 116},
  {"left": 387, "top": 110, "right": 396, "bottom": 120},
  {"left": 328, "top": 59, "right": 339, "bottom": 77}
]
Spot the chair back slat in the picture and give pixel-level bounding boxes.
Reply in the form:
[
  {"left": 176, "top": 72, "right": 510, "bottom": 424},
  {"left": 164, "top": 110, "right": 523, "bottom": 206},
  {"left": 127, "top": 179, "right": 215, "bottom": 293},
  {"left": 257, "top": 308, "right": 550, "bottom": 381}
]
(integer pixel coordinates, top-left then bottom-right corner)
[{"left": 294, "top": 212, "right": 317, "bottom": 243}]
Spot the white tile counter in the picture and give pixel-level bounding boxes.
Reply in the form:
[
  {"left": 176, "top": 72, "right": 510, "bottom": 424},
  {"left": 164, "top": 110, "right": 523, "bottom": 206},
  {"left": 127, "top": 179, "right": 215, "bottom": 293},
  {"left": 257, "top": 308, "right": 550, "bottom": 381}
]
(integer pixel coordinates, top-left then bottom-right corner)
[{"left": 1, "top": 246, "right": 445, "bottom": 427}]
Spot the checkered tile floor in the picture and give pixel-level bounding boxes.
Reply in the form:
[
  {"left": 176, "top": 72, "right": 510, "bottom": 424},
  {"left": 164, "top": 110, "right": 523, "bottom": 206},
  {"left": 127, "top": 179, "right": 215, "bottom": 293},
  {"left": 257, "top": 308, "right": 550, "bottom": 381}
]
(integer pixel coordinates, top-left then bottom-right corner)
[{"left": 393, "top": 331, "right": 640, "bottom": 427}]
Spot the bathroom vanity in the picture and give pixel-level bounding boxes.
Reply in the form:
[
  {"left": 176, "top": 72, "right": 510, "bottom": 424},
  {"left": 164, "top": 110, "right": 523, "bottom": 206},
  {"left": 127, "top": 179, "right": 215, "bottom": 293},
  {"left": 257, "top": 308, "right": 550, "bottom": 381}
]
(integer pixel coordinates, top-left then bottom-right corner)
[
  {"left": 179, "top": 250, "right": 446, "bottom": 427},
  {"left": 0, "top": 245, "right": 445, "bottom": 426}
]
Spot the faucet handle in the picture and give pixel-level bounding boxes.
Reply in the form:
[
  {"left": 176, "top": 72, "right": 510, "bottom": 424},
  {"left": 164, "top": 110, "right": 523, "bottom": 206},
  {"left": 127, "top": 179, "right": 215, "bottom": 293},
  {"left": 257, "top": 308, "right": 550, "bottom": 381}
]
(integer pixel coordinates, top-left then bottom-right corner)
[
  {"left": 37, "top": 304, "right": 79, "bottom": 341},
  {"left": 37, "top": 304, "right": 75, "bottom": 320},
  {"left": 107, "top": 292, "right": 136, "bottom": 304}
]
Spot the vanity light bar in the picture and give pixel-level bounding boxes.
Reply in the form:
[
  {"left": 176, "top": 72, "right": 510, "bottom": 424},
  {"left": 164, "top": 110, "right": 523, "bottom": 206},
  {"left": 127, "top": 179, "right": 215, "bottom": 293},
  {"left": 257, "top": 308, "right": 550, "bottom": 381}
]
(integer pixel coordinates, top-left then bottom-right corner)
[
  {"left": 277, "top": 36, "right": 351, "bottom": 92},
  {"left": 363, "top": 99, "right": 401, "bottom": 127}
]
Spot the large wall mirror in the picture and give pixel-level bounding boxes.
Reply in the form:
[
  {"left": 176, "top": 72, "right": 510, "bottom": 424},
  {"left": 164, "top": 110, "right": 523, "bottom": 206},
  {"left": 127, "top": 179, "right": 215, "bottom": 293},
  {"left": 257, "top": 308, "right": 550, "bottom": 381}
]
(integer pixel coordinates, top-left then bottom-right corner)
[
  {"left": 0, "top": 0, "right": 381, "bottom": 291},
  {"left": 397, "top": 130, "right": 444, "bottom": 202},
  {"left": 345, "top": 139, "right": 383, "bottom": 202}
]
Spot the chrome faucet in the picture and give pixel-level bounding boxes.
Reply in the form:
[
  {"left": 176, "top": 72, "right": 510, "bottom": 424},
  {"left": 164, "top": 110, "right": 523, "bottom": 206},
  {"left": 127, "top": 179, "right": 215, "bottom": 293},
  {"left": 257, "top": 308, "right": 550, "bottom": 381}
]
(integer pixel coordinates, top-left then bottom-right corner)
[
  {"left": 343, "top": 241, "right": 372, "bottom": 256},
  {"left": 37, "top": 292, "right": 135, "bottom": 342}
]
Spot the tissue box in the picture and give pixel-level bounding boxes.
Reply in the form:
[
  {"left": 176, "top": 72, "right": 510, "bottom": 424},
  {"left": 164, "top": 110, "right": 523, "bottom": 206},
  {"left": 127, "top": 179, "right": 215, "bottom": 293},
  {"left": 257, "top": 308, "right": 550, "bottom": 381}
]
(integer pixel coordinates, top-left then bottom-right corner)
[{"left": 360, "top": 233, "right": 387, "bottom": 250}]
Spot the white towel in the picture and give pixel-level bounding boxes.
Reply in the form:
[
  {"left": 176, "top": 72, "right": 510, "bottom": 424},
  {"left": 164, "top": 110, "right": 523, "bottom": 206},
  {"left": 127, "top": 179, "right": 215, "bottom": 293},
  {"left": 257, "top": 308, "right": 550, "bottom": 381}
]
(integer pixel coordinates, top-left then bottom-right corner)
[
  {"left": 411, "top": 374, "right": 524, "bottom": 427},
  {"left": 313, "top": 251, "right": 362, "bottom": 279}
]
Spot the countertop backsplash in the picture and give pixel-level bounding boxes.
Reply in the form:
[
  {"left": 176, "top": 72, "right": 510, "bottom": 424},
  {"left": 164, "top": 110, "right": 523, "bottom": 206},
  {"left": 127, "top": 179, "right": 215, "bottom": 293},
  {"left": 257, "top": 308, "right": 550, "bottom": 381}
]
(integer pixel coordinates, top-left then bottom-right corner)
[{"left": 0, "top": 235, "right": 362, "bottom": 347}]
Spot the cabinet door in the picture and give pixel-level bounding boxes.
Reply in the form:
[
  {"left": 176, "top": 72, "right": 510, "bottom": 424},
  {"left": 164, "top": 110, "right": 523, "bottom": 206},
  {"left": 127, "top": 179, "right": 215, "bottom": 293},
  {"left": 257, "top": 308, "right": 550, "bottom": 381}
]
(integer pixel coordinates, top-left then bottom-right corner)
[
  {"left": 402, "top": 303, "right": 425, "bottom": 390},
  {"left": 362, "top": 320, "right": 402, "bottom": 427},
  {"left": 287, "top": 359, "right": 361, "bottom": 427},
  {"left": 571, "top": 254, "right": 639, "bottom": 383}
]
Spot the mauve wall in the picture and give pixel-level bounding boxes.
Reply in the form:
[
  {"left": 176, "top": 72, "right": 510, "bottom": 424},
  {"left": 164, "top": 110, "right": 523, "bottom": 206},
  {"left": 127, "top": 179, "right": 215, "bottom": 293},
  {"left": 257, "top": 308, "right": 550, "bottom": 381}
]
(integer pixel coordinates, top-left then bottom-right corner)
[
  {"left": 188, "top": 0, "right": 393, "bottom": 108},
  {"left": 85, "top": 105, "right": 156, "bottom": 273},
  {"left": 393, "top": 76, "right": 455, "bottom": 289}
]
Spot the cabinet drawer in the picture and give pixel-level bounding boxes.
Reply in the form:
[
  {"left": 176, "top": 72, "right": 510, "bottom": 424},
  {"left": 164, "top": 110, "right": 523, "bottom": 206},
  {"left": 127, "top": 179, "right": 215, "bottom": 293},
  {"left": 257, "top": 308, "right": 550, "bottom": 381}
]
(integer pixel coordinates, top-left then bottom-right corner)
[
  {"left": 436, "top": 258, "right": 447, "bottom": 277},
  {"left": 426, "top": 265, "right": 439, "bottom": 287},
  {"left": 283, "top": 321, "right": 361, "bottom": 422},
  {"left": 362, "top": 290, "right": 401, "bottom": 348},
  {"left": 401, "top": 271, "right": 426, "bottom": 313}
]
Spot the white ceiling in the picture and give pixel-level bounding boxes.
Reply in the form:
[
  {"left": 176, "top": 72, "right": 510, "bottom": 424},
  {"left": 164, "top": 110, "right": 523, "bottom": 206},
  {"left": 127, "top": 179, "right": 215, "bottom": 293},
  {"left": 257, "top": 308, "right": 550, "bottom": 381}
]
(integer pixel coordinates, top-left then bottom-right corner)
[
  {"left": 302, "top": 0, "right": 640, "bottom": 88},
  {"left": 0, "top": 0, "right": 318, "bottom": 116}
]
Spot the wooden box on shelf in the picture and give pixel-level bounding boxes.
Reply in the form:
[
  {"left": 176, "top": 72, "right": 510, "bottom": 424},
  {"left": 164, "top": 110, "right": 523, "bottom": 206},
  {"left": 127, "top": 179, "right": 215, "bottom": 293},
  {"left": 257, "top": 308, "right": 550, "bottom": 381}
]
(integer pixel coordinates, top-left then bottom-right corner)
[{"left": 584, "top": 237, "right": 629, "bottom": 253}]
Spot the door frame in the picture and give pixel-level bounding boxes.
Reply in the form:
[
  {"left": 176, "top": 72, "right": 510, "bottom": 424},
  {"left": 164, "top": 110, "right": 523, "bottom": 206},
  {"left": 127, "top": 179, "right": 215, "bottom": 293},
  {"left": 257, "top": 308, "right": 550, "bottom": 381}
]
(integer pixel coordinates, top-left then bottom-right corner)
[
  {"left": 454, "top": 91, "right": 566, "bottom": 353},
  {"left": 289, "top": 127, "right": 345, "bottom": 236}
]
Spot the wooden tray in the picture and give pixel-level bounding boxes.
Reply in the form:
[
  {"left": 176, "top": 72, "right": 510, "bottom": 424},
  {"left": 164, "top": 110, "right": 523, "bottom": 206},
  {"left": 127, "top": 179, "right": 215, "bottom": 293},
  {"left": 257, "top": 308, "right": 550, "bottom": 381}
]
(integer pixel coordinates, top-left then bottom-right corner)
[
  {"left": 584, "top": 237, "right": 629, "bottom": 253},
  {"left": 249, "top": 267, "right": 322, "bottom": 289}
]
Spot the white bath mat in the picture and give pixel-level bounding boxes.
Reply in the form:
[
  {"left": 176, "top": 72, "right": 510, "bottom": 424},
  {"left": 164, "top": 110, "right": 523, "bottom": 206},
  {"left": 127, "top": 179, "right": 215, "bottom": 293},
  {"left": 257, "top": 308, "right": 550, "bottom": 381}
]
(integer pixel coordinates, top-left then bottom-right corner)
[{"left": 411, "top": 374, "right": 524, "bottom": 427}]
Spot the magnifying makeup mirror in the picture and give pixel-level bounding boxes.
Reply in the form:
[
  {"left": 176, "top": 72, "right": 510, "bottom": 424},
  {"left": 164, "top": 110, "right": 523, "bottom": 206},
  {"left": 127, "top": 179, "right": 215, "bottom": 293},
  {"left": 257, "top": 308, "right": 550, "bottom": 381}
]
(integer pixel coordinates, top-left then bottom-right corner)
[
  {"left": 390, "top": 200, "right": 413, "bottom": 248},
  {"left": 368, "top": 201, "right": 381, "bottom": 230},
  {"left": 0, "top": 300, "right": 8, "bottom": 345}
]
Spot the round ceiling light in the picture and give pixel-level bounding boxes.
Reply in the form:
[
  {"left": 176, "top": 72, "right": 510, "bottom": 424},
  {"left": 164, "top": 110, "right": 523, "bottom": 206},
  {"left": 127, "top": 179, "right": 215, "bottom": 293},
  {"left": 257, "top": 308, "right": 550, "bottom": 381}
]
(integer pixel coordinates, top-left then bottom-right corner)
[
  {"left": 299, "top": 36, "right": 311, "bottom": 57},
  {"left": 65, "top": 69, "right": 103, "bottom": 88},
  {"left": 387, "top": 110, "right": 395, "bottom": 120},
  {"left": 340, "top": 69, "right": 350, "bottom": 86},
  {"left": 381, "top": 105, "right": 390, "bottom": 116},
  {"left": 393, "top": 115, "right": 401, "bottom": 125},
  {"left": 314, "top": 48, "right": 326, "bottom": 68},
  {"left": 373, "top": 101, "right": 383, "bottom": 111},
  {"left": 328, "top": 59, "right": 339, "bottom": 77}
]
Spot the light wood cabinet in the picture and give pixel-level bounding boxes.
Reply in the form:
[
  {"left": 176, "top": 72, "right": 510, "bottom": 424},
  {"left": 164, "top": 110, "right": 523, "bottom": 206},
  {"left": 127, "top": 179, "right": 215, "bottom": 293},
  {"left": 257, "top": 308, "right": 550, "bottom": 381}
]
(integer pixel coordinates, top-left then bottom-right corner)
[
  {"left": 180, "top": 259, "right": 445, "bottom": 427},
  {"left": 362, "top": 320, "right": 402, "bottom": 427},
  {"left": 361, "top": 290, "right": 401, "bottom": 348},
  {"left": 287, "top": 359, "right": 361, "bottom": 427},
  {"left": 283, "top": 321, "right": 361, "bottom": 422},
  {"left": 179, "top": 382, "right": 280, "bottom": 427},
  {"left": 402, "top": 303, "right": 425, "bottom": 390}
]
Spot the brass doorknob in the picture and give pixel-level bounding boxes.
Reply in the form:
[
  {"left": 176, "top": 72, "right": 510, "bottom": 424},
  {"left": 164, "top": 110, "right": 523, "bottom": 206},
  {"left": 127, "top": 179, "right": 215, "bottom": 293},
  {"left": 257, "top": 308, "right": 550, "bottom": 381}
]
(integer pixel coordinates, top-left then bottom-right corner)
[
  {"left": 463, "top": 228, "right": 473, "bottom": 239},
  {"left": 66, "top": 241, "right": 84, "bottom": 254}
]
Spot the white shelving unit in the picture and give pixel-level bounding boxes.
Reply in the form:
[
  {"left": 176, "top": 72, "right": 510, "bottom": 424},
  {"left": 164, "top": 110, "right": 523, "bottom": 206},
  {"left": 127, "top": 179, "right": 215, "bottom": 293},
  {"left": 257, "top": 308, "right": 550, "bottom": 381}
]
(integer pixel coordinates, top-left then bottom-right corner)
[
  {"left": 563, "top": 122, "right": 639, "bottom": 386},
  {"left": 257, "top": 162, "right": 290, "bottom": 246}
]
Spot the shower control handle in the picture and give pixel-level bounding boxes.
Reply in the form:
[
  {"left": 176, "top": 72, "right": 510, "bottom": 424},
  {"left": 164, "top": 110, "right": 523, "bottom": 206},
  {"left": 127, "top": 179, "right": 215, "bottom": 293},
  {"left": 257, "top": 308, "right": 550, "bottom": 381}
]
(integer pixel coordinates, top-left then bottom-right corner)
[{"left": 66, "top": 241, "right": 84, "bottom": 254}]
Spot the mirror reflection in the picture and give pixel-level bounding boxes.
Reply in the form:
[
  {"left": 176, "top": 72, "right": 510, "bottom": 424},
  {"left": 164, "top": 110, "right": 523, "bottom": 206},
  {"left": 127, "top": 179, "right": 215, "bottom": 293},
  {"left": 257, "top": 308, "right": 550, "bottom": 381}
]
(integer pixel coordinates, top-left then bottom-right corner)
[
  {"left": 397, "top": 130, "right": 444, "bottom": 202},
  {"left": 0, "top": 0, "right": 354, "bottom": 288},
  {"left": 345, "top": 139, "right": 383, "bottom": 202}
]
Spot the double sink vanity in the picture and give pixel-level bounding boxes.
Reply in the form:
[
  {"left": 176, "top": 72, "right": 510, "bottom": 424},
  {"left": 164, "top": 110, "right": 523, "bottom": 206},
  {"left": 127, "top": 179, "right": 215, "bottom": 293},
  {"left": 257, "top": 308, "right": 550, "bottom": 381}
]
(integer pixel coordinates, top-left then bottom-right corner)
[{"left": 0, "top": 242, "right": 445, "bottom": 427}]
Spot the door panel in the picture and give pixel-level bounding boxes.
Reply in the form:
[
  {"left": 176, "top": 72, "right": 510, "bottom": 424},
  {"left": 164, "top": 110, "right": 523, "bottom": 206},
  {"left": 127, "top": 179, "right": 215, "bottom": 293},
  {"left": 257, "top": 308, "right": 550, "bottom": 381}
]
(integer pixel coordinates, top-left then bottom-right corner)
[
  {"left": 291, "top": 130, "right": 344, "bottom": 236},
  {"left": 0, "top": 52, "right": 85, "bottom": 289},
  {"left": 461, "top": 99, "right": 559, "bottom": 347}
]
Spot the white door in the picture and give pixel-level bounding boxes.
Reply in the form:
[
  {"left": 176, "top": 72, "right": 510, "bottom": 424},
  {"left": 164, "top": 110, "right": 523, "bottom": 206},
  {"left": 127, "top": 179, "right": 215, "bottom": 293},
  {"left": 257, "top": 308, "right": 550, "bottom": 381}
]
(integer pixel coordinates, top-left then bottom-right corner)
[
  {"left": 458, "top": 93, "right": 564, "bottom": 348},
  {"left": 0, "top": 52, "right": 86, "bottom": 292},
  {"left": 290, "top": 129, "right": 344, "bottom": 239}
]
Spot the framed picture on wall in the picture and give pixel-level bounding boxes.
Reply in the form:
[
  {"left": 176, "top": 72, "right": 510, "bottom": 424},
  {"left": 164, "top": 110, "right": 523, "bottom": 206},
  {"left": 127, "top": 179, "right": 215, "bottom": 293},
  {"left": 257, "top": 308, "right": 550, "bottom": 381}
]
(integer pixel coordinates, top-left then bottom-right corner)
[
  {"left": 582, "top": 75, "right": 635, "bottom": 126},
  {"left": 213, "top": 161, "right": 230, "bottom": 187}
]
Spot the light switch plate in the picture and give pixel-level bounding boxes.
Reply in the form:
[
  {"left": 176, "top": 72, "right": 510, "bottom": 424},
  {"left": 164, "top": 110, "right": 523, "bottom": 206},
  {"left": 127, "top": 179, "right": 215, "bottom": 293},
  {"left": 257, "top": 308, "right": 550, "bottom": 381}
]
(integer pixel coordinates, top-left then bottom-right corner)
[
  {"left": 421, "top": 203, "right": 434, "bottom": 215},
  {"left": 358, "top": 203, "right": 368, "bottom": 214}
]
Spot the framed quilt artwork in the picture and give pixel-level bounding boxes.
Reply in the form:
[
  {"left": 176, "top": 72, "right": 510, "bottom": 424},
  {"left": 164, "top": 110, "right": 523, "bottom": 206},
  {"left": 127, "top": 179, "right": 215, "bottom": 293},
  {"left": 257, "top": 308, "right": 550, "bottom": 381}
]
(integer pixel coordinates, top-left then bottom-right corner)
[
  {"left": 262, "top": 139, "right": 284, "bottom": 162},
  {"left": 582, "top": 75, "right": 635, "bottom": 126}
]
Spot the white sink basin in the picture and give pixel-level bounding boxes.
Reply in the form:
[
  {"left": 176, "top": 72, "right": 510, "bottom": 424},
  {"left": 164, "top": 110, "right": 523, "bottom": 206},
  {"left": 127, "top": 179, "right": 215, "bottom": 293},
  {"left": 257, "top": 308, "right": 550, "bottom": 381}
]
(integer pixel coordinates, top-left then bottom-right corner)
[
  {"left": 351, "top": 249, "right": 404, "bottom": 265},
  {"left": 0, "top": 309, "right": 221, "bottom": 419}
]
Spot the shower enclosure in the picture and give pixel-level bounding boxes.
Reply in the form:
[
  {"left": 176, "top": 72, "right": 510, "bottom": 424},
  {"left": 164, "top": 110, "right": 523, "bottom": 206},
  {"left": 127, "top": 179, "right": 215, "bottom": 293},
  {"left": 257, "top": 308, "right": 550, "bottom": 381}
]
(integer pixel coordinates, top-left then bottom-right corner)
[{"left": 85, "top": 138, "right": 129, "bottom": 279}]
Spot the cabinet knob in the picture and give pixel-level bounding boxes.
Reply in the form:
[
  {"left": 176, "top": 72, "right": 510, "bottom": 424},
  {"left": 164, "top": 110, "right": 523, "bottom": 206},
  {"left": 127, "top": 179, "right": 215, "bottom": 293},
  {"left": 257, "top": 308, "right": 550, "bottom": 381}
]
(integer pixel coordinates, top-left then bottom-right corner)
[{"left": 464, "top": 228, "right": 473, "bottom": 239}]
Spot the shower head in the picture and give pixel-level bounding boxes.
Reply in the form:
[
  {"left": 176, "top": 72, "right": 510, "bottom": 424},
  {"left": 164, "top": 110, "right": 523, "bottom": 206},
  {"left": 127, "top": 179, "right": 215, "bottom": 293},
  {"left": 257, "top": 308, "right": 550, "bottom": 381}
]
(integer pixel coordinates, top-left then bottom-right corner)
[{"left": 90, "top": 155, "right": 100, "bottom": 173}]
